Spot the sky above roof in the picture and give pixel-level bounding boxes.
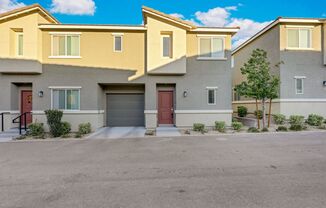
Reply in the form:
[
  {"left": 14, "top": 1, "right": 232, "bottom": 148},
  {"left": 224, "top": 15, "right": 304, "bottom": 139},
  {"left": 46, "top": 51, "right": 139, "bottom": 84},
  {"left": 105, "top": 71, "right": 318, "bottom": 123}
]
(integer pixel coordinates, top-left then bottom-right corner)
[{"left": 1, "top": 0, "right": 325, "bottom": 48}]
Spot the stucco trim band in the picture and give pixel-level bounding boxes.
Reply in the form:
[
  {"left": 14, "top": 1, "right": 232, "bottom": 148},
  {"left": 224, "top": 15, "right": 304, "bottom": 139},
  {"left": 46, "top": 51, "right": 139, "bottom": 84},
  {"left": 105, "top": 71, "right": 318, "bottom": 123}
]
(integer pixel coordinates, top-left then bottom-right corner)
[
  {"left": 175, "top": 110, "right": 233, "bottom": 114},
  {"left": 32, "top": 110, "right": 105, "bottom": 114}
]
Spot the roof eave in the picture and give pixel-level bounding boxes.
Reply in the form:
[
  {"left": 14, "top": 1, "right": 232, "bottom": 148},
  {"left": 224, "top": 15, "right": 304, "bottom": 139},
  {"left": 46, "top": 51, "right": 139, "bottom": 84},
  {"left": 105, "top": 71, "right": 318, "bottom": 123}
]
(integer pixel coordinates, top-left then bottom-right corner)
[
  {"left": 0, "top": 4, "right": 59, "bottom": 24},
  {"left": 142, "top": 6, "right": 196, "bottom": 30},
  {"left": 38, "top": 24, "right": 147, "bottom": 31},
  {"left": 191, "top": 27, "right": 239, "bottom": 34}
]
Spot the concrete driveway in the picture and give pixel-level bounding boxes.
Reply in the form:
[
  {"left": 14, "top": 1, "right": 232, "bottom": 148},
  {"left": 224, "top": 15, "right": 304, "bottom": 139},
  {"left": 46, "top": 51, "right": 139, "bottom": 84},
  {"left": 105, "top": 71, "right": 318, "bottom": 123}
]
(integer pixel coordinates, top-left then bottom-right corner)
[
  {"left": 87, "top": 127, "right": 146, "bottom": 139},
  {"left": 1, "top": 132, "right": 326, "bottom": 208}
]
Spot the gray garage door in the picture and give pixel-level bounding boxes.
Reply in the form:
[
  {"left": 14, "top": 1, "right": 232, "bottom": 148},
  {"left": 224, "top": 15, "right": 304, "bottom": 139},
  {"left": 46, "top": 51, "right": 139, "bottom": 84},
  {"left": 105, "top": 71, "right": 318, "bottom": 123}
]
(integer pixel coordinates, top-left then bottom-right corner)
[{"left": 106, "top": 93, "right": 145, "bottom": 126}]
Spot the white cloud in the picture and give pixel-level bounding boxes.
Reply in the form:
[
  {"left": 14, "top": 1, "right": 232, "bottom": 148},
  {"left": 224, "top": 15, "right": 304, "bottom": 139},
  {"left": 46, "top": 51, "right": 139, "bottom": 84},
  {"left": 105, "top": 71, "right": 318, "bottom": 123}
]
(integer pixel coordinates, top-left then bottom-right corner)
[
  {"left": 227, "top": 18, "right": 271, "bottom": 48},
  {"left": 194, "top": 7, "right": 233, "bottom": 26},
  {"left": 50, "top": 0, "right": 96, "bottom": 16},
  {"left": 170, "top": 13, "right": 184, "bottom": 19},
  {"left": 0, "top": 0, "right": 25, "bottom": 13},
  {"left": 192, "top": 5, "right": 271, "bottom": 48}
]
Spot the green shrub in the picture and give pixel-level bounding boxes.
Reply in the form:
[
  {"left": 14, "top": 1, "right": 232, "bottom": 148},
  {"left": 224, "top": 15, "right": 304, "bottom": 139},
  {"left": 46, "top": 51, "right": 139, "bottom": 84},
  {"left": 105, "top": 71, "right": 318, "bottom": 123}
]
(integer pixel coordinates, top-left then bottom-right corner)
[
  {"left": 61, "top": 121, "right": 71, "bottom": 136},
  {"left": 254, "top": 110, "right": 263, "bottom": 119},
  {"left": 78, "top": 122, "right": 92, "bottom": 135},
  {"left": 232, "top": 121, "right": 243, "bottom": 131},
  {"left": 262, "top": 127, "right": 269, "bottom": 132},
  {"left": 289, "top": 115, "right": 305, "bottom": 131},
  {"left": 273, "top": 114, "right": 286, "bottom": 125},
  {"left": 237, "top": 106, "right": 248, "bottom": 117},
  {"left": 45, "top": 110, "right": 63, "bottom": 137},
  {"left": 193, "top": 123, "right": 205, "bottom": 132},
  {"left": 248, "top": 127, "right": 259, "bottom": 133},
  {"left": 28, "top": 123, "right": 45, "bottom": 138},
  {"left": 276, "top": 126, "right": 288, "bottom": 132},
  {"left": 215, "top": 121, "right": 226, "bottom": 132},
  {"left": 232, "top": 117, "right": 239, "bottom": 122},
  {"left": 306, "top": 114, "right": 324, "bottom": 126}
]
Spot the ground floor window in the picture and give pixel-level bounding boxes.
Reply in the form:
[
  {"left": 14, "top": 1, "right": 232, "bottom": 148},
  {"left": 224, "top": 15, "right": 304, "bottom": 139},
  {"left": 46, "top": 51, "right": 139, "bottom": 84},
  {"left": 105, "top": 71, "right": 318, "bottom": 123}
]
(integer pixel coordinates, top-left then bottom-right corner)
[
  {"left": 51, "top": 88, "right": 80, "bottom": 110},
  {"left": 207, "top": 87, "right": 217, "bottom": 105},
  {"left": 294, "top": 76, "right": 305, "bottom": 95}
]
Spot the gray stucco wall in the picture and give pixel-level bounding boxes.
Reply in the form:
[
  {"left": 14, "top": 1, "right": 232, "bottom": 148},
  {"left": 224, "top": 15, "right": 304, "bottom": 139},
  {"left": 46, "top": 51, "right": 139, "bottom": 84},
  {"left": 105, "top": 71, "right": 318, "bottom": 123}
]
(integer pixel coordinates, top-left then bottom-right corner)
[
  {"left": 142, "top": 51, "right": 233, "bottom": 111},
  {"left": 232, "top": 25, "right": 281, "bottom": 90},
  {"left": 0, "top": 50, "right": 233, "bottom": 128},
  {"left": 280, "top": 51, "right": 326, "bottom": 99}
]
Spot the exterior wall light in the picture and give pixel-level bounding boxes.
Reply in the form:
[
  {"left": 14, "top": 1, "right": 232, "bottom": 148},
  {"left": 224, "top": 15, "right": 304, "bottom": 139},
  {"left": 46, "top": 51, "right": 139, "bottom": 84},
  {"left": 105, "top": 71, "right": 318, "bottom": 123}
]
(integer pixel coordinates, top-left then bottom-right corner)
[
  {"left": 183, "top": 90, "right": 188, "bottom": 97},
  {"left": 38, "top": 91, "right": 44, "bottom": 97}
]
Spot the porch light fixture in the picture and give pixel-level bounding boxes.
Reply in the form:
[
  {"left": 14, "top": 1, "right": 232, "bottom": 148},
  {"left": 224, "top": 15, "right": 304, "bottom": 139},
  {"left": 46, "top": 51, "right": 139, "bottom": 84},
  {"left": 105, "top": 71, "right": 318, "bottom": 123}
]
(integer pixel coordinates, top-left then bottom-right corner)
[
  {"left": 183, "top": 90, "right": 188, "bottom": 97},
  {"left": 38, "top": 91, "right": 44, "bottom": 97}
]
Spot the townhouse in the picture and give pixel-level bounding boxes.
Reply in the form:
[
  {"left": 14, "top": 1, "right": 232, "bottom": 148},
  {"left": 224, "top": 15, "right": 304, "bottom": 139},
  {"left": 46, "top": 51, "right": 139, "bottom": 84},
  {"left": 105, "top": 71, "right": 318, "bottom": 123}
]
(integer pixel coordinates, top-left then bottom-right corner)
[
  {"left": 0, "top": 4, "right": 238, "bottom": 131},
  {"left": 232, "top": 17, "right": 326, "bottom": 117}
]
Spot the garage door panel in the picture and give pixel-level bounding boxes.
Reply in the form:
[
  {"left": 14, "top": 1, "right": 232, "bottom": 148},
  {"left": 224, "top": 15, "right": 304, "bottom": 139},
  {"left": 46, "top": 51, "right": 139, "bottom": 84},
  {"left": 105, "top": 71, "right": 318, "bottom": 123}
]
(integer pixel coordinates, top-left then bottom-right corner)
[{"left": 107, "top": 94, "right": 144, "bottom": 126}]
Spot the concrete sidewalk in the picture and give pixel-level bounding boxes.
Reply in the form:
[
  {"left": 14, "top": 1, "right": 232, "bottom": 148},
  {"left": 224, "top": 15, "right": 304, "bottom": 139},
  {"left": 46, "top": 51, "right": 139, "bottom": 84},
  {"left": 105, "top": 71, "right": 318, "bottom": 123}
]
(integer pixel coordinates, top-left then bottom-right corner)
[
  {"left": 87, "top": 127, "right": 146, "bottom": 139},
  {"left": 156, "top": 127, "right": 181, "bottom": 137}
]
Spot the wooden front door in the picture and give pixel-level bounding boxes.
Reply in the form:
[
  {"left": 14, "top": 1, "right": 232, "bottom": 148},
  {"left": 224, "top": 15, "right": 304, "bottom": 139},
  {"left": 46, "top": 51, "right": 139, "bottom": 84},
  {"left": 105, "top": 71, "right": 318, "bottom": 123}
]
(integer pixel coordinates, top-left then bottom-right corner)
[
  {"left": 158, "top": 91, "right": 174, "bottom": 125},
  {"left": 21, "top": 90, "right": 32, "bottom": 125}
]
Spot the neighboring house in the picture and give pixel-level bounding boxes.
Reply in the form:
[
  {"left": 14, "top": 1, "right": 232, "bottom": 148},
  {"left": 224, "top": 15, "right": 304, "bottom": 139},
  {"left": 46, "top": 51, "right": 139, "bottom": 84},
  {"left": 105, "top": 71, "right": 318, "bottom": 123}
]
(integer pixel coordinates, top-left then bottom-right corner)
[
  {"left": 232, "top": 17, "right": 326, "bottom": 118},
  {"left": 0, "top": 4, "right": 239, "bottom": 132}
]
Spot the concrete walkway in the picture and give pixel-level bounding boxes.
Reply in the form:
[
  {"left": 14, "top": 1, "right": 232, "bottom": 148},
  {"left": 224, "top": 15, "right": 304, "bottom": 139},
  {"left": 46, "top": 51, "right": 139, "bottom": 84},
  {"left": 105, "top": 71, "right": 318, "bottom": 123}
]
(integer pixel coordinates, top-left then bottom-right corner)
[
  {"left": 87, "top": 127, "right": 146, "bottom": 139},
  {"left": 0, "top": 128, "right": 26, "bottom": 142},
  {"left": 156, "top": 127, "right": 181, "bottom": 137}
]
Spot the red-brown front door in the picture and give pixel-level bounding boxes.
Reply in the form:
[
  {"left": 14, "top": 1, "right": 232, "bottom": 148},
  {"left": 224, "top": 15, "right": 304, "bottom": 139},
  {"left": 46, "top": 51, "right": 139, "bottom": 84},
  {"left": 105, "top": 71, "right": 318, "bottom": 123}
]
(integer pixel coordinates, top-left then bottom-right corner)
[
  {"left": 21, "top": 90, "right": 32, "bottom": 125},
  {"left": 158, "top": 91, "right": 174, "bottom": 125}
]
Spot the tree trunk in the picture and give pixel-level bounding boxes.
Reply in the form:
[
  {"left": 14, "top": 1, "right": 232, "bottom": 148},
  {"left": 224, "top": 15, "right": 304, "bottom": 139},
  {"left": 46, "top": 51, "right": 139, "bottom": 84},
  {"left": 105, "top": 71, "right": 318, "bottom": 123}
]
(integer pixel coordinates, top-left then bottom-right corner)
[
  {"left": 262, "top": 98, "right": 266, "bottom": 128},
  {"left": 268, "top": 99, "right": 272, "bottom": 128},
  {"left": 255, "top": 99, "right": 260, "bottom": 129}
]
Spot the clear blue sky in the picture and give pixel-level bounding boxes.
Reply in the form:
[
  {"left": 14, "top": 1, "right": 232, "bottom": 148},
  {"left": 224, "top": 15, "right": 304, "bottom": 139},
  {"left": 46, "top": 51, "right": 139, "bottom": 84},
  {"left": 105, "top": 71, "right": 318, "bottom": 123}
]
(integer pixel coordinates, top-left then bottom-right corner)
[{"left": 21, "top": 0, "right": 325, "bottom": 24}]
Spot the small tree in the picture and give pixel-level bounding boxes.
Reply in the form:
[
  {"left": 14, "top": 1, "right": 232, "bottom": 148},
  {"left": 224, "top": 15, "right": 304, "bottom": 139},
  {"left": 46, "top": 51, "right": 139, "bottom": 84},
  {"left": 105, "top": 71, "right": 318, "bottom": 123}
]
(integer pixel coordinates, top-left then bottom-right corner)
[{"left": 235, "top": 49, "right": 280, "bottom": 129}]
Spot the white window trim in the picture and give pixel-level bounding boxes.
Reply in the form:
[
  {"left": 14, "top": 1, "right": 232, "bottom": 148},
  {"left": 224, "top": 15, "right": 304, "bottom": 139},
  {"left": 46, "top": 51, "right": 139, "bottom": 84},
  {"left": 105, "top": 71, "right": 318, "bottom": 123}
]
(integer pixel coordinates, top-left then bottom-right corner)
[
  {"left": 294, "top": 76, "right": 305, "bottom": 95},
  {"left": 197, "top": 36, "right": 226, "bottom": 60},
  {"left": 286, "top": 28, "right": 313, "bottom": 50},
  {"left": 113, "top": 34, "right": 123, "bottom": 52},
  {"left": 16, "top": 32, "right": 23, "bottom": 57},
  {"left": 206, "top": 87, "right": 218, "bottom": 105},
  {"left": 50, "top": 33, "right": 81, "bottom": 58},
  {"left": 161, "top": 34, "right": 172, "bottom": 59},
  {"left": 50, "top": 87, "right": 81, "bottom": 111}
]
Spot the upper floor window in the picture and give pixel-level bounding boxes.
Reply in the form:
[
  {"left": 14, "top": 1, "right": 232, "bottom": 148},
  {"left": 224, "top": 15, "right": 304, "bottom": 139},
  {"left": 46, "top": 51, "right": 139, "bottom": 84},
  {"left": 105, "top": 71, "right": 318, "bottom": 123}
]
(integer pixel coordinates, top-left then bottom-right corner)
[
  {"left": 51, "top": 88, "right": 80, "bottom": 110},
  {"left": 51, "top": 33, "right": 80, "bottom": 57},
  {"left": 287, "top": 28, "right": 312, "bottom": 49},
  {"left": 199, "top": 36, "right": 225, "bottom": 59},
  {"left": 113, "top": 33, "right": 123, "bottom": 52},
  {"left": 162, "top": 34, "right": 172, "bottom": 58},
  {"left": 16, "top": 32, "right": 23, "bottom": 56}
]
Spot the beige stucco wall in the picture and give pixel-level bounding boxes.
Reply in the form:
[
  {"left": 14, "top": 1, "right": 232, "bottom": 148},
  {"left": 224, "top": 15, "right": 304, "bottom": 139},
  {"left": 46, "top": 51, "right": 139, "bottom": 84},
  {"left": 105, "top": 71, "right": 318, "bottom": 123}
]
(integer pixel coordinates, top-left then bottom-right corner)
[
  {"left": 41, "top": 30, "right": 145, "bottom": 76},
  {"left": 146, "top": 14, "right": 187, "bottom": 74},
  {"left": 324, "top": 23, "right": 326, "bottom": 65},
  {"left": 279, "top": 23, "right": 322, "bottom": 52},
  {"left": 0, "top": 12, "right": 47, "bottom": 60},
  {"left": 145, "top": 111, "right": 157, "bottom": 129},
  {"left": 280, "top": 101, "right": 326, "bottom": 118},
  {"left": 232, "top": 101, "right": 281, "bottom": 116},
  {"left": 32, "top": 112, "right": 104, "bottom": 132},
  {"left": 175, "top": 111, "right": 232, "bottom": 128}
]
